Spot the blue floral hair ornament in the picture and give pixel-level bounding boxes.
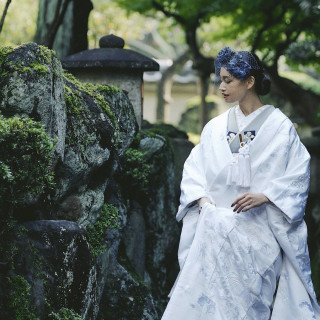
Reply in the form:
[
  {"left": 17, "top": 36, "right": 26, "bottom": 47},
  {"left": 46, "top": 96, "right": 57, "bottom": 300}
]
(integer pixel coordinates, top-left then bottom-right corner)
[{"left": 214, "top": 47, "right": 261, "bottom": 81}]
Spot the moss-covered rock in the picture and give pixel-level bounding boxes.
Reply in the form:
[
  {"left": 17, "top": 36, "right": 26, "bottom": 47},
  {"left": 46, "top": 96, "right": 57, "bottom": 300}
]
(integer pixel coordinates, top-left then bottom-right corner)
[
  {"left": 0, "top": 116, "right": 55, "bottom": 209},
  {"left": 0, "top": 41, "right": 184, "bottom": 320},
  {"left": 98, "top": 262, "right": 158, "bottom": 320},
  {"left": 86, "top": 203, "right": 119, "bottom": 258},
  {"left": 0, "top": 43, "right": 66, "bottom": 162},
  {"left": 6, "top": 275, "right": 39, "bottom": 320},
  {"left": 117, "top": 126, "right": 182, "bottom": 315},
  {"left": 52, "top": 70, "right": 137, "bottom": 226},
  {"left": 0, "top": 220, "right": 96, "bottom": 319}
]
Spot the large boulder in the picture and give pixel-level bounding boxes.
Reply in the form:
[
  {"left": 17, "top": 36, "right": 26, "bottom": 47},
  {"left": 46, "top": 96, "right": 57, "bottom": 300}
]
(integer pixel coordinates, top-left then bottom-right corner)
[
  {"left": 3, "top": 220, "right": 97, "bottom": 319},
  {"left": 53, "top": 72, "right": 137, "bottom": 226}
]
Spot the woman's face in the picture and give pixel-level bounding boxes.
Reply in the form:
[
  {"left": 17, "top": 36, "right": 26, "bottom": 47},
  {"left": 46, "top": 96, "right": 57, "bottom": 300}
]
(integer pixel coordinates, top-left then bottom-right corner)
[{"left": 218, "top": 67, "right": 249, "bottom": 103}]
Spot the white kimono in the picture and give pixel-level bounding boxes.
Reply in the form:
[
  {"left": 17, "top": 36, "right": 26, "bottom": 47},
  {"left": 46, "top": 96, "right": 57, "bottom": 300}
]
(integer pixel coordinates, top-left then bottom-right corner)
[{"left": 162, "top": 106, "right": 320, "bottom": 320}]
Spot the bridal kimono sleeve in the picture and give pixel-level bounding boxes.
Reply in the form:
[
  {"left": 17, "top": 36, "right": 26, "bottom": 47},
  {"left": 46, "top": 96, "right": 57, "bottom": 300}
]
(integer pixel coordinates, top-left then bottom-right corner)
[
  {"left": 260, "top": 122, "right": 320, "bottom": 318},
  {"left": 176, "top": 125, "right": 214, "bottom": 221},
  {"left": 263, "top": 125, "right": 310, "bottom": 224}
]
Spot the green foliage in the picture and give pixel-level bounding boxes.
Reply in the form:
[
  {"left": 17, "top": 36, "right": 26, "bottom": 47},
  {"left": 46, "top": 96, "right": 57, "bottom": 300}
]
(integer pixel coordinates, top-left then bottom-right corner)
[
  {"left": 115, "top": 0, "right": 320, "bottom": 72},
  {"left": 115, "top": 0, "right": 221, "bottom": 28},
  {"left": 88, "top": 0, "right": 153, "bottom": 49},
  {"left": 8, "top": 276, "right": 39, "bottom": 320},
  {"left": 86, "top": 203, "right": 119, "bottom": 258},
  {"left": 285, "top": 39, "right": 320, "bottom": 73},
  {"left": 0, "top": 116, "right": 55, "bottom": 205},
  {"left": 49, "top": 308, "right": 82, "bottom": 320},
  {"left": 214, "top": 0, "right": 320, "bottom": 68}
]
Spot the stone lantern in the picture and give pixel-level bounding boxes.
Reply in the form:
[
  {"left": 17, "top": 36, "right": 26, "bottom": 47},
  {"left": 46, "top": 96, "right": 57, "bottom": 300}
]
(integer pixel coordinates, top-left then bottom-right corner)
[{"left": 61, "top": 34, "right": 159, "bottom": 128}]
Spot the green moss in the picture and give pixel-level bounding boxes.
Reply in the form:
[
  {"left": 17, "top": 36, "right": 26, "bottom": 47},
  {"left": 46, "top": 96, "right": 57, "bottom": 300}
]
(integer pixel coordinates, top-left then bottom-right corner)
[
  {"left": 22, "top": 66, "right": 32, "bottom": 74},
  {"left": 139, "top": 129, "right": 156, "bottom": 137},
  {"left": 62, "top": 71, "right": 81, "bottom": 86},
  {"left": 49, "top": 308, "right": 82, "bottom": 320},
  {"left": 137, "top": 127, "right": 175, "bottom": 189},
  {"left": 63, "top": 72, "right": 118, "bottom": 126},
  {"left": 122, "top": 148, "right": 151, "bottom": 191},
  {"left": 0, "top": 45, "right": 14, "bottom": 65},
  {"left": 86, "top": 203, "right": 119, "bottom": 258},
  {"left": 0, "top": 116, "right": 55, "bottom": 206},
  {"left": 131, "top": 132, "right": 141, "bottom": 149},
  {"left": 82, "top": 82, "right": 117, "bottom": 124},
  {"left": 8, "top": 276, "right": 39, "bottom": 320},
  {"left": 63, "top": 71, "right": 123, "bottom": 150},
  {"left": 17, "top": 226, "right": 28, "bottom": 238},
  {"left": 96, "top": 83, "right": 121, "bottom": 95},
  {"left": 35, "top": 45, "right": 59, "bottom": 77},
  {"left": 0, "top": 44, "right": 56, "bottom": 78},
  {"left": 0, "top": 241, "right": 18, "bottom": 272},
  {"left": 29, "top": 61, "right": 48, "bottom": 74},
  {"left": 38, "top": 45, "right": 55, "bottom": 65},
  {"left": 64, "top": 85, "right": 87, "bottom": 117},
  {"left": 0, "top": 46, "right": 14, "bottom": 78},
  {"left": 63, "top": 82, "right": 97, "bottom": 154}
]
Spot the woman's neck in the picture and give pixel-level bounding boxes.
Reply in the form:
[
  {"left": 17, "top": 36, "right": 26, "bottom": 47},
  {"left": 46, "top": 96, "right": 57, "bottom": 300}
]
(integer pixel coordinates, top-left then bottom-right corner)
[{"left": 239, "top": 94, "right": 263, "bottom": 116}]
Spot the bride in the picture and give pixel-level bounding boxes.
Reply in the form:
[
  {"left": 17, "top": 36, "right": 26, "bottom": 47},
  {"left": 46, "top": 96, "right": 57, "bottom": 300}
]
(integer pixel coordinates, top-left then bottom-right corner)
[{"left": 161, "top": 47, "right": 320, "bottom": 320}]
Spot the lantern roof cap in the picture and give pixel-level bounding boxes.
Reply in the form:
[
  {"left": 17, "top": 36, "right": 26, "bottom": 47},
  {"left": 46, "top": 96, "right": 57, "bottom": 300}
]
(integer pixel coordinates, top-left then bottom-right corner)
[{"left": 61, "top": 34, "right": 159, "bottom": 72}]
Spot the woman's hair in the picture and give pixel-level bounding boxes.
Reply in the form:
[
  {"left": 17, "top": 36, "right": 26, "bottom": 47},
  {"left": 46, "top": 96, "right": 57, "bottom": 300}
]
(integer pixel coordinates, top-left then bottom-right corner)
[{"left": 215, "top": 47, "right": 271, "bottom": 96}]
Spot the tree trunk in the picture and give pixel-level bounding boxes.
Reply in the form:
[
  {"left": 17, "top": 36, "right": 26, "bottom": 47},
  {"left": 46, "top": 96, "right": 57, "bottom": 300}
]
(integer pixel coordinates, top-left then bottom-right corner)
[
  {"left": 148, "top": 5, "right": 215, "bottom": 129},
  {"left": 156, "top": 50, "right": 190, "bottom": 122},
  {"left": 199, "top": 73, "right": 210, "bottom": 128},
  {"left": 185, "top": 26, "right": 214, "bottom": 129},
  {"left": 267, "top": 66, "right": 320, "bottom": 127},
  {"left": 34, "top": 0, "right": 93, "bottom": 58},
  {"left": 0, "top": 0, "right": 11, "bottom": 35},
  {"left": 194, "top": 56, "right": 214, "bottom": 129},
  {"left": 156, "top": 76, "right": 172, "bottom": 122}
]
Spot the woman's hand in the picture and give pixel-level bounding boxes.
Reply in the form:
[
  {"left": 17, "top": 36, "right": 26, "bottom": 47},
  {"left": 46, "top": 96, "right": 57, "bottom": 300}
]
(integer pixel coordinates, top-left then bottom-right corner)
[
  {"left": 197, "top": 197, "right": 215, "bottom": 214},
  {"left": 231, "top": 193, "right": 269, "bottom": 213}
]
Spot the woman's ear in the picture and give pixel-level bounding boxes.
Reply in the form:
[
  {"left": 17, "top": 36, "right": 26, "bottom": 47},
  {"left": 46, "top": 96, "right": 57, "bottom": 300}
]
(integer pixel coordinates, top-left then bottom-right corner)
[{"left": 246, "top": 76, "right": 255, "bottom": 90}]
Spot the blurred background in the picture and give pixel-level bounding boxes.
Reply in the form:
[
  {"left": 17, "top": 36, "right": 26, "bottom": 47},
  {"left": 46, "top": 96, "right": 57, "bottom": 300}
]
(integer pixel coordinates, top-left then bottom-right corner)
[
  {"left": 1, "top": 0, "right": 320, "bottom": 142},
  {"left": 1, "top": 0, "right": 320, "bottom": 296}
]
